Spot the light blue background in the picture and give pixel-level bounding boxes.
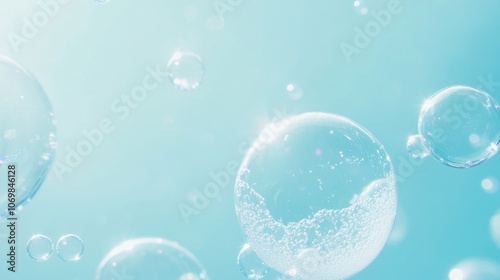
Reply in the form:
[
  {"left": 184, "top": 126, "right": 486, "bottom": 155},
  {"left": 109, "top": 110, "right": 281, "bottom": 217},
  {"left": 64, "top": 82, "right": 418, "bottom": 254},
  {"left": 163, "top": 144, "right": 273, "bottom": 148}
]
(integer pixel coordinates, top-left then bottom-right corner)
[{"left": 0, "top": 0, "right": 499, "bottom": 279}]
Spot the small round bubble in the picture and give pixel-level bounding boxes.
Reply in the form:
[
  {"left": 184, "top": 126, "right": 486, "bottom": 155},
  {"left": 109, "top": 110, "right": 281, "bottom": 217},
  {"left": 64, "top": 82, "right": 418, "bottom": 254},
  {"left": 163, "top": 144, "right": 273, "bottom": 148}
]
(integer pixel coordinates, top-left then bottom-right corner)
[
  {"left": 27, "top": 234, "right": 53, "bottom": 262},
  {"left": 56, "top": 234, "right": 84, "bottom": 262},
  {"left": 491, "top": 211, "right": 500, "bottom": 249},
  {"left": 234, "top": 112, "right": 397, "bottom": 280},
  {"left": 406, "top": 134, "right": 430, "bottom": 159},
  {"left": 95, "top": 238, "right": 209, "bottom": 280},
  {"left": 0, "top": 56, "right": 57, "bottom": 219},
  {"left": 286, "top": 84, "right": 303, "bottom": 101},
  {"left": 448, "top": 259, "right": 500, "bottom": 280},
  {"left": 417, "top": 85, "right": 500, "bottom": 168},
  {"left": 237, "top": 244, "right": 269, "bottom": 280},
  {"left": 167, "top": 52, "right": 205, "bottom": 91}
]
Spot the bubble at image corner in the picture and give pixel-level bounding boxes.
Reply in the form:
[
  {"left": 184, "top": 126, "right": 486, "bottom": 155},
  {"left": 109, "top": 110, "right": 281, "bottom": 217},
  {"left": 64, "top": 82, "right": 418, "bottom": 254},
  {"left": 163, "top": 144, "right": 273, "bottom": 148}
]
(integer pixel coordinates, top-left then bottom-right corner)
[
  {"left": 95, "top": 238, "right": 209, "bottom": 280},
  {"left": 234, "top": 112, "right": 397, "bottom": 280},
  {"left": 412, "top": 85, "right": 500, "bottom": 168},
  {"left": 0, "top": 55, "right": 57, "bottom": 219}
]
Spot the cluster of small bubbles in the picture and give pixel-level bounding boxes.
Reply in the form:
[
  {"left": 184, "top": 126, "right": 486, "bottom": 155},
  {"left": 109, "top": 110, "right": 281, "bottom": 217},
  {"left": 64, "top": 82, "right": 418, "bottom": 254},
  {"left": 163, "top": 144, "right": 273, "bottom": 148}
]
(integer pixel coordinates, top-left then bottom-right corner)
[
  {"left": 491, "top": 211, "right": 500, "bottom": 249},
  {"left": 167, "top": 51, "right": 205, "bottom": 91},
  {"left": 95, "top": 238, "right": 209, "bottom": 280},
  {"left": 234, "top": 112, "right": 397, "bottom": 280},
  {"left": 26, "top": 234, "right": 53, "bottom": 262},
  {"left": 237, "top": 244, "right": 269, "bottom": 279},
  {"left": 407, "top": 85, "right": 500, "bottom": 168},
  {"left": 56, "top": 234, "right": 84, "bottom": 262},
  {"left": 481, "top": 177, "right": 498, "bottom": 194},
  {"left": 286, "top": 84, "right": 303, "bottom": 101},
  {"left": 353, "top": 0, "right": 369, "bottom": 15},
  {"left": 448, "top": 259, "right": 500, "bottom": 280},
  {"left": 0, "top": 56, "right": 57, "bottom": 219}
]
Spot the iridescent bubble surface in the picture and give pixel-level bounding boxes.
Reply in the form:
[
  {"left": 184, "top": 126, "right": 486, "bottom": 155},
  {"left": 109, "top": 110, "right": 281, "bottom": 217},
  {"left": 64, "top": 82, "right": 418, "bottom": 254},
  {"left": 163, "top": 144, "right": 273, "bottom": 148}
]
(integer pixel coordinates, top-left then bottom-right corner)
[
  {"left": 411, "top": 85, "right": 500, "bottom": 168},
  {"left": 26, "top": 234, "right": 53, "bottom": 262},
  {"left": 56, "top": 234, "right": 84, "bottom": 262},
  {"left": 237, "top": 244, "right": 269, "bottom": 279},
  {"left": 95, "top": 238, "right": 209, "bottom": 280},
  {"left": 235, "top": 112, "right": 397, "bottom": 280},
  {"left": 0, "top": 56, "right": 57, "bottom": 219}
]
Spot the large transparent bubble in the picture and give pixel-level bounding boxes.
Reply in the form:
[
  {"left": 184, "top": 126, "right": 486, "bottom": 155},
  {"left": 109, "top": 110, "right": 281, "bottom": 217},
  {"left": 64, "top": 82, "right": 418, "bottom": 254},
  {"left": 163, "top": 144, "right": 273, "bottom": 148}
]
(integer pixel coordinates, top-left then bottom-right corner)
[
  {"left": 234, "top": 112, "right": 397, "bottom": 280},
  {"left": 449, "top": 259, "right": 500, "bottom": 280},
  {"left": 0, "top": 56, "right": 57, "bottom": 219},
  {"left": 407, "top": 85, "right": 500, "bottom": 168},
  {"left": 95, "top": 238, "right": 209, "bottom": 280}
]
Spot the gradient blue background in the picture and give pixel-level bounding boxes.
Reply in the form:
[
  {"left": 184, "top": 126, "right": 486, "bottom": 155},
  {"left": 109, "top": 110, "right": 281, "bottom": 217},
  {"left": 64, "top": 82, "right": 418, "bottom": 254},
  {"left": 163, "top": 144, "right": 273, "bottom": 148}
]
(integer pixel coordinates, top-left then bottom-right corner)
[{"left": 0, "top": 0, "right": 499, "bottom": 279}]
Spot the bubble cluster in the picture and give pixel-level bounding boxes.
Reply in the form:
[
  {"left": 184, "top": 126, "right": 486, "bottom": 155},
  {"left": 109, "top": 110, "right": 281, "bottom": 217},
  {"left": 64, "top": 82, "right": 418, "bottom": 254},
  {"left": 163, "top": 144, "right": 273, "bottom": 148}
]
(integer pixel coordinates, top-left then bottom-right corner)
[
  {"left": 95, "top": 238, "right": 209, "bottom": 280},
  {"left": 0, "top": 56, "right": 57, "bottom": 219},
  {"left": 449, "top": 259, "right": 500, "bottom": 280},
  {"left": 56, "top": 234, "right": 84, "bottom": 262},
  {"left": 237, "top": 244, "right": 269, "bottom": 279},
  {"left": 407, "top": 85, "right": 500, "bottom": 168},
  {"left": 235, "top": 112, "right": 397, "bottom": 280},
  {"left": 26, "top": 234, "right": 53, "bottom": 262},
  {"left": 167, "top": 52, "right": 205, "bottom": 91}
]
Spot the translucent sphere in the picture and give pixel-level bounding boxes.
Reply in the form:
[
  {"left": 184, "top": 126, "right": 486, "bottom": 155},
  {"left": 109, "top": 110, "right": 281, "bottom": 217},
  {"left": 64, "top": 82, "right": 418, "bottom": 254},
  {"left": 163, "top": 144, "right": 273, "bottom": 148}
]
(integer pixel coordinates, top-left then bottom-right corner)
[
  {"left": 56, "top": 234, "right": 84, "bottom": 262},
  {"left": 234, "top": 112, "right": 397, "bottom": 280},
  {"left": 286, "top": 84, "right": 303, "bottom": 101},
  {"left": 353, "top": 0, "right": 369, "bottom": 15},
  {"left": 0, "top": 56, "right": 57, "bottom": 219},
  {"left": 27, "top": 234, "right": 53, "bottom": 262},
  {"left": 491, "top": 211, "right": 500, "bottom": 249},
  {"left": 95, "top": 238, "right": 209, "bottom": 280},
  {"left": 409, "top": 85, "right": 500, "bottom": 168},
  {"left": 449, "top": 259, "right": 500, "bottom": 280},
  {"left": 237, "top": 244, "right": 269, "bottom": 280},
  {"left": 167, "top": 52, "right": 205, "bottom": 91}
]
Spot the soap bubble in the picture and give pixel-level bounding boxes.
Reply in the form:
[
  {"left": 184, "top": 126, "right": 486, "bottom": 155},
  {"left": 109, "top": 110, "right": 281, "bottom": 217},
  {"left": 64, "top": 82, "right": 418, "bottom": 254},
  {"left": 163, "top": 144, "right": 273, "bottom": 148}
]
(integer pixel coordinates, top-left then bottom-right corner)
[
  {"left": 353, "top": 0, "right": 369, "bottom": 15},
  {"left": 167, "top": 52, "right": 205, "bottom": 91},
  {"left": 491, "top": 211, "right": 500, "bottom": 249},
  {"left": 95, "top": 238, "right": 209, "bottom": 280},
  {"left": 238, "top": 244, "right": 269, "bottom": 279},
  {"left": 448, "top": 259, "right": 500, "bottom": 280},
  {"left": 481, "top": 177, "right": 498, "bottom": 194},
  {"left": 286, "top": 84, "right": 303, "bottom": 101},
  {"left": 235, "top": 112, "right": 397, "bottom": 280},
  {"left": 56, "top": 234, "right": 84, "bottom": 262},
  {"left": 408, "top": 85, "right": 500, "bottom": 168},
  {"left": 0, "top": 56, "right": 57, "bottom": 219},
  {"left": 27, "top": 234, "right": 53, "bottom": 262}
]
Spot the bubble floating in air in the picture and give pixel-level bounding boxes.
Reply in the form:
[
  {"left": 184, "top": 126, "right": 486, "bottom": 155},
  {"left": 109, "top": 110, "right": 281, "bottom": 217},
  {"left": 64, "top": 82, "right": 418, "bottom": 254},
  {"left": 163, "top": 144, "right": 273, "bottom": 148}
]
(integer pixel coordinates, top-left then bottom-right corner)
[
  {"left": 237, "top": 244, "right": 269, "bottom": 279},
  {"left": 56, "top": 234, "right": 84, "bottom": 262},
  {"left": 167, "top": 52, "right": 205, "bottom": 91},
  {"left": 0, "top": 55, "right": 57, "bottom": 219},
  {"left": 95, "top": 237, "right": 209, "bottom": 280},
  {"left": 27, "top": 234, "right": 53, "bottom": 262},
  {"left": 491, "top": 210, "right": 500, "bottom": 249},
  {"left": 234, "top": 112, "right": 397, "bottom": 280},
  {"left": 448, "top": 258, "right": 500, "bottom": 280},
  {"left": 407, "top": 85, "right": 500, "bottom": 168}
]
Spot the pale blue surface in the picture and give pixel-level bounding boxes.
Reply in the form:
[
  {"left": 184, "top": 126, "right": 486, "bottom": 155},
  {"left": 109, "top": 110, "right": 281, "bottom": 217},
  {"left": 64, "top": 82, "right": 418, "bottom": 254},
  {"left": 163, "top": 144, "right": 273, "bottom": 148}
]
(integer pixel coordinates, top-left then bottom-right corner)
[{"left": 0, "top": 0, "right": 499, "bottom": 279}]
